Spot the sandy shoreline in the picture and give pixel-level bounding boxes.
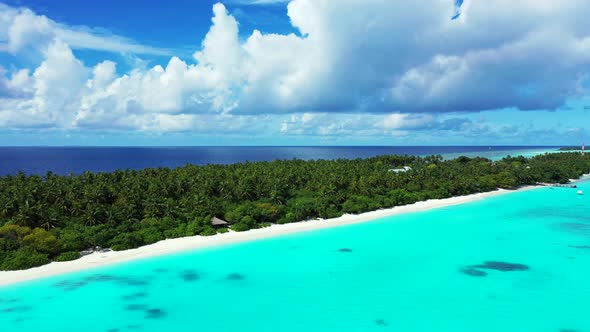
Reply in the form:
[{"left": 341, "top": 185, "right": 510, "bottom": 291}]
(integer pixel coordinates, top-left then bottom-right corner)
[{"left": 0, "top": 186, "right": 542, "bottom": 287}]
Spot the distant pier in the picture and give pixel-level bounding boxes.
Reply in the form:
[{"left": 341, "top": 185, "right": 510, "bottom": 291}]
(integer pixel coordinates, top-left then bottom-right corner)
[{"left": 537, "top": 182, "right": 577, "bottom": 188}]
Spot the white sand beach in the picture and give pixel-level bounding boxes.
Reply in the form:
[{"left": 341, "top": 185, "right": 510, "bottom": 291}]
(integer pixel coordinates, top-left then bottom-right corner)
[{"left": 0, "top": 186, "right": 540, "bottom": 287}]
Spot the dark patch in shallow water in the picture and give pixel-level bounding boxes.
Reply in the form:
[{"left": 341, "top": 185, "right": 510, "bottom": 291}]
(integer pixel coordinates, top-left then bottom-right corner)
[
  {"left": 127, "top": 325, "right": 141, "bottom": 329},
  {"left": 569, "top": 245, "right": 590, "bottom": 250},
  {"left": 375, "top": 319, "right": 388, "bottom": 326},
  {"left": 117, "top": 277, "right": 149, "bottom": 286},
  {"left": 560, "top": 329, "right": 579, "bottom": 332},
  {"left": 338, "top": 248, "right": 353, "bottom": 253},
  {"left": 558, "top": 223, "right": 590, "bottom": 235},
  {"left": 153, "top": 268, "right": 168, "bottom": 273},
  {"left": 0, "top": 298, "right": 18, "bottom": 304},
  {"left": 125, "top": 304, "right": 148, "bottom": 311},
  {"left": 85, "top": 274, "right": 118, "bottom": 282},
  {"left": 526, "top": 206, "right": 590, "bottom": 224},
  {"left": 180, "top": 270, "right": 200, "bottom": 282},
  {"left": 85, "top": 274, "right": 149, "bottom": 286},
  {"left": 460, "top": 267, "right": 488, "bottom": 277},
  {"left": 55, "top": 274, "right": 150, "bottom": 291},
  {"left": 461, "top": 261, "right": 529, "bottom": 277},
  {"left": 226, "top": 273, "right": 245, "bottom": 281},
  {"left": 106, "top": 329, "right": 120, "bottom": 332},
  {"left": 54, "top": 280, "right": 88, "bottom": 291},
  {"left": 474, "top": 261, "right": 529, "bottom": 271},
  {"left": 2, "top": 305, "right": 32, "bottom": 313},
  {"left": 121, "top": 292, "right": 147, "bottom": 301},
  {"left": 145, "top": 308, "right": 166, "bottom": 319}
]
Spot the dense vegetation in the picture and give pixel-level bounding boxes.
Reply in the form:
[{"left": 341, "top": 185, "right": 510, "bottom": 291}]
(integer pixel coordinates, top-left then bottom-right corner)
[{"left": 1, "top": 153, "right": 589, "bottom": 270}]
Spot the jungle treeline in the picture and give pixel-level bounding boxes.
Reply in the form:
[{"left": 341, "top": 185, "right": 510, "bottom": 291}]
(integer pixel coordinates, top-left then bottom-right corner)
[{"left": 0, "top": 152, "right": 589, "bottom": 270}]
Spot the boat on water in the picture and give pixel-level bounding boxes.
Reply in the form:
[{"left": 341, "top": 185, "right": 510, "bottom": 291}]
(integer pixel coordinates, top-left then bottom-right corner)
[{"left": 578, "top": 190, "right": 584, "bottom": 195}]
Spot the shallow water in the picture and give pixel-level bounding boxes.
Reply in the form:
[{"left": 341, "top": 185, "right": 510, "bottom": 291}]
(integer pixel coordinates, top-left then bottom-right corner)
[{"left": 1, "top": 181, "right": 589, "bottom": 332}]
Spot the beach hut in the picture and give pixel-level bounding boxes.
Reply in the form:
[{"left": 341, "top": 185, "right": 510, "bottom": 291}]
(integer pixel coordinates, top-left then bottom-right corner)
[
  {"left": 211, "top": 216, "right": 229, "bottom": 228},
  {"left": 388, "top": 166, "right": 412, "bottom": 173}
]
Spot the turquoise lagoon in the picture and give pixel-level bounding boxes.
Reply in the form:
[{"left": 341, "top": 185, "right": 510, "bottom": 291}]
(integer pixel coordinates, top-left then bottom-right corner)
[
  {"left": 1, "top": 180, "right": 589, "bottom": 332},
  {"left": 440, "top": 147, "right": 559, "bottom": 161}
]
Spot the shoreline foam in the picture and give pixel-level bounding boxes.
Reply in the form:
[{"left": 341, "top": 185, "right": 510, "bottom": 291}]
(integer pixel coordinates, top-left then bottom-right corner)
[{"left": 0, "top": 185, "right": 545, "bottom": 287}]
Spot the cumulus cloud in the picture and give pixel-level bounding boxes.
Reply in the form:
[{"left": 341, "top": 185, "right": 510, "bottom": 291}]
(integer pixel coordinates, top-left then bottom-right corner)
[
  {"left": 0, "top": 0, "right": 589, "bottom": 135},
  {"left": 279, "top": 112, "right": 472, "bottom": 138}
]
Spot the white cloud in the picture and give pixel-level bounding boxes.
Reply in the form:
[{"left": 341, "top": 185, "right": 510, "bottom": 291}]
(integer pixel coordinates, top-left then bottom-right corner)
[
  {"left": 382, "top": 114, "right": 436, "bottom": 130},
  {"left": 0, "top": 0, "right": 590, "bottom": 137},
  {"left": 278, "top": 112, "right": 471, "bottom": 138},
  {"left": 0, "top": 4, "right": 173, "bottom": 56},
  {"left": 32, "top": 40, "right": 88, "bottom": 124}
]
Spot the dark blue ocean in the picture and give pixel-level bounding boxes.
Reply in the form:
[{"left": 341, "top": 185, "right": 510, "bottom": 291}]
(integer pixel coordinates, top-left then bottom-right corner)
[{"left": 0, "top": 146, "right": 558, "bottom": 176}]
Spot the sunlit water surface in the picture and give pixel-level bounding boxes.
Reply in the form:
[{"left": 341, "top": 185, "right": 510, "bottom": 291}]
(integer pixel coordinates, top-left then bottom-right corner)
[{"left": 1, "top": 180, "right": 589, "bottom": 332}]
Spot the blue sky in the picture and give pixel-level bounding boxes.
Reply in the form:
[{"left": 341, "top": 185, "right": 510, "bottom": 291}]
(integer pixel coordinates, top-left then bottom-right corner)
[{"left": 0, "top": 0, "right": 589, "bottom": 146}]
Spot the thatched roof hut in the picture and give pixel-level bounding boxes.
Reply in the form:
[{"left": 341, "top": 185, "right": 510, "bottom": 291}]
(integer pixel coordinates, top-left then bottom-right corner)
[{"left": 211, "top": 216, "right": 229, "bottom": 228}]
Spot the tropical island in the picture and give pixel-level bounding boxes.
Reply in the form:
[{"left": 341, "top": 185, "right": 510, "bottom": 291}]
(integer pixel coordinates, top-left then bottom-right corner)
[
  {"left": 0, "top": 152, "right": 589, "bottom": 271},
  {"left": 559, "top": 146, "right": 585, "bottom": 151}
]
